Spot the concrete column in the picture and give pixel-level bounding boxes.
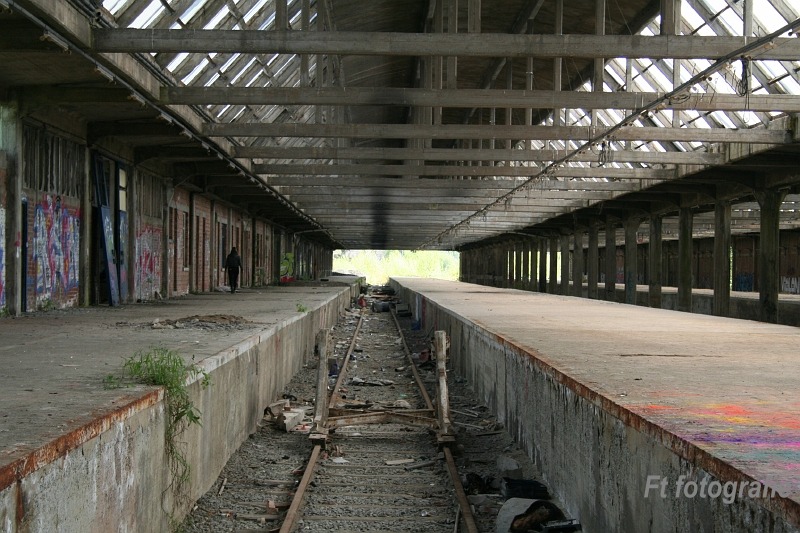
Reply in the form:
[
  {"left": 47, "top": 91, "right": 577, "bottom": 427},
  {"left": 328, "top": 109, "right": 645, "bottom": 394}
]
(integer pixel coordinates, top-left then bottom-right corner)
[
  {"left": 521, "top": 240, "right": 530, "bottom": 290},
  {"left": 678, "top": 206, "right": 693, "bottom": 313},
  {"left": 538, "top": 238, "right": 547, "bottom": 292},
  {"left": 528, "top": 238, "right": 538, "bottom": 291},
  {"left": 572, "top": 230, "right": 584, "bottom": 297},
  {"left": 587, "top": 221, "right": 599, "bottom": 299},
  {"left": 624, "top": 218, "right": 640, "bottom": 305},
  {"left": 648, "top": 214, "right": 662, "bottom": 308},
  {"left": 605, "top": 218, "right": 617, "bottom": 302},
  {"left": 497, "top": 243, "right": 508, "bottom": 288},
  {"left": 515, "top": 242, "right": 523, "bottom": 288},
  {"left": 560, "top": 233, "right": 570, "bottom": 295},
  {"left": 488, "top": 244, "right": 496, "bottom": 287},
  {"left": 755, "top": 188, "right": 786, "bottom": 323},
  {"left": 713, "top": 200, "right": 731, "bottom": 317},
  {"left": 548, "top": 237, "right": 558, "bottom": 293},
  {"left": 1, "top": 104, "right": 21, "bottom": 315}
]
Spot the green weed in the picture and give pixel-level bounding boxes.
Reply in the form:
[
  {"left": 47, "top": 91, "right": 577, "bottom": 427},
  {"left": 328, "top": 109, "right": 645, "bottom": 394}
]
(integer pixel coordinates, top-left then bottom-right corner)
[{"left": 121, "top": 347, "right": 211, "bottom": 530}]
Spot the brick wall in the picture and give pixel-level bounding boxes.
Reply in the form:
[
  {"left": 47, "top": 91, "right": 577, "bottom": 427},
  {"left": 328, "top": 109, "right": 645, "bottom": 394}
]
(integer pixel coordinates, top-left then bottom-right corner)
[
  {"left": 168, "top": 187, "right": 191, "bottom": 296},
  {"left": 193, "top": 195, "right": 212, "bottom": 293}
]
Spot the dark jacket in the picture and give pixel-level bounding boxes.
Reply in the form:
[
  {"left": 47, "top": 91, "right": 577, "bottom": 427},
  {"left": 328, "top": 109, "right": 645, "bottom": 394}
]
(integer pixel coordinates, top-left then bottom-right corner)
[{"left": 225, "top": 251, "right": 242, "bottom": 272}]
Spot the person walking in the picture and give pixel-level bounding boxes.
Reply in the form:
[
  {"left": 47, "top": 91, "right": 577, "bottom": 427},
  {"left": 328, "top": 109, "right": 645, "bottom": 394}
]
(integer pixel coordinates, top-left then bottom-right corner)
[{"left": 225, "top": 247, "right": 242, "bottom": 293}]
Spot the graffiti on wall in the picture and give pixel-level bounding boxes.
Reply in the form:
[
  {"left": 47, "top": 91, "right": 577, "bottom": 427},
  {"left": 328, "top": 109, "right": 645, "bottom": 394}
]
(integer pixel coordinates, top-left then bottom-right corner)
[
  {"left": 33, "top": 195, "right": 80, "bottom": 306},
  {"left": 0, "top": 207, "right": 5, "bottom": 308},
  {"left": 781, "top": 277, "right": 799, "bottom": 294},
  {"left": 135, "top": 224, "right": 162, "bottom": 301}
]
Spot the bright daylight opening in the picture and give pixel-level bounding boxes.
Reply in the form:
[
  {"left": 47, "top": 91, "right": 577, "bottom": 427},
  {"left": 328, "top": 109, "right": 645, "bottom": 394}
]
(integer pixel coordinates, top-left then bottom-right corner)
[{"left": 333, "top": 250, "right": 460, "bottom": 285}]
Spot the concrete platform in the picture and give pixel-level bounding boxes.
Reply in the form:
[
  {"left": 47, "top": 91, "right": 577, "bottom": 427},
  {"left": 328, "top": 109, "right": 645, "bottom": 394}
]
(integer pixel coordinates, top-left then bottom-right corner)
[
  {"left": 392, "top": 277, "right": 800, "bottom": 533},
  {"left": 0, "top": 278, "right": 359, "bottom": 531}
]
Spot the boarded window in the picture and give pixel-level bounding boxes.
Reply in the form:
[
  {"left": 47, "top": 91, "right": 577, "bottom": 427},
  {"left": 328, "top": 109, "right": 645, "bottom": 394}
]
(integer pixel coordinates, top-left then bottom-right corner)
[{"left": 22, "top": 123, "right": 84, "bottom": 196}]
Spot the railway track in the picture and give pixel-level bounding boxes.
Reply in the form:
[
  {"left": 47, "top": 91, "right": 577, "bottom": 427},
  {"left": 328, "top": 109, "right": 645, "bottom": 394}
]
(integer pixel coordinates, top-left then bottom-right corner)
[{"left": 280, "top": 302, "right": 477, "bottom": 532}]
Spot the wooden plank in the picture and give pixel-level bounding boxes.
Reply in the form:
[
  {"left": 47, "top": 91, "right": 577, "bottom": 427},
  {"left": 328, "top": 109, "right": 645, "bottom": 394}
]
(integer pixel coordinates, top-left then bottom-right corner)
[
  {"left": 93, "top": 30, "right": 800, "bottom": 60},
  {"left": 162, "top": 86, "right": 800, "bottom": 113},
  {"left": 205, "top": 122, "right": 790, "bottom": 143}
]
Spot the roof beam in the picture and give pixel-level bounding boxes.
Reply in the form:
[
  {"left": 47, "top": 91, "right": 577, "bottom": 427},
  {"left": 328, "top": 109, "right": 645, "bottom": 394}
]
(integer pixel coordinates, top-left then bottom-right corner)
[
  {"left": 234, "top": 145, "right": 724, "bottom": 165},
  {"left": 264, "top": 177, "right": 643, "bottom": 190},
  {"left": 93, "top": 30, "right": 800, "bottom": 60},
  {"left": 162, "top": 86, "right": 800, "bottom": 113},
  {"left": 255, "top": 163, "right": 674, "bottom": 179},
  {"left": 206, "top": 123, "right": 790, "bottom": 143}
]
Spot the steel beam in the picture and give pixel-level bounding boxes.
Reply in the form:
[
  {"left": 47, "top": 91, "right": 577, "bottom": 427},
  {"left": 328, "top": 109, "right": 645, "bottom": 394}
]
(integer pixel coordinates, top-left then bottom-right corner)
[
  {"left": 234, "top": 145, "right": 726, "bottom": 165},
  {"left": 93, "top": 30, "right": 800, "bottom": 60},
  {"left": 205, "top": 122, "right": 790, "bottom": 144},
  {"left": 163, "top": 86, "right": 800, "bottom": 113}
]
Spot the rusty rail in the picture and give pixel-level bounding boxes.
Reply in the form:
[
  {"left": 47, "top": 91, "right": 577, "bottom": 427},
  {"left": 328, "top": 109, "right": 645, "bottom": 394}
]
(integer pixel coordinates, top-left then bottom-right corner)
[
  {"left": 391, "top": 309, "right": 434, "bottom": 411},
  {"left": 278, "top": 444, "right": 322, "bottom": 533}
]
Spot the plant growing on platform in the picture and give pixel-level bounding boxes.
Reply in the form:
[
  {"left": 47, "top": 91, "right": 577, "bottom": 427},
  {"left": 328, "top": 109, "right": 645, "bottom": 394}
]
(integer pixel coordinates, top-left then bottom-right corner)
[
  {"left": 123, "top": 347, "right": 211, "bottom": 530},
  {"left": 296, "top": 302, "right": 309, "bottom": 313}
]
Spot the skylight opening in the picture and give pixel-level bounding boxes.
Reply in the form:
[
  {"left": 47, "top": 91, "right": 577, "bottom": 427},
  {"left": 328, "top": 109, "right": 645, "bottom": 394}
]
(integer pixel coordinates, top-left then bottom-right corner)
[
  {"left": 245, "top": 71, "right": 263, "bottom": 87},
  {"left": 735, "top": 111, "right": 762, "bottom": 127},
  {"left": 244, "top": 0, "right": 270, "bottom": 25},
  {"left": 752, "top": 2, "right": 786, "bottom": 33},
  {"left": 179, "top": 0, "right": 207, "bottom": 25},
  {"left": 231, "top": 57, "right": 258, "bottom": 84},
  {"left": 166, "top": 53, "right": 190, "bottom": 72},
  {"left": 204, "top": 6, "right": 230, "bottom": 29},
  {"left": 103, "top": 0, "right": 129, "bottom": 16},
  {"left": 215, "top": 104, "right": 231, "bottom": 118},
  {"left": 130, "top": 0, "right": 165, "bottom": 28},
  {"left": 182, "top": 58, "right": 210, "bottom": 85},
  {"left": 220, "top": 53, "right": 242, "bottom": 73},
  {"left": 710, "top": 111, "right": 737, "bottom": 129}
]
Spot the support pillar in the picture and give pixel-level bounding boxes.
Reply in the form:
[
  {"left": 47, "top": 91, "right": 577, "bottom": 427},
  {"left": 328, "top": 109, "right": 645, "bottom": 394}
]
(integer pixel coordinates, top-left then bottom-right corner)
[
  {"left": 548, "top": 237, "right": 558, "bottom": 293},
  {"left": 713, "top": 200, "right": 731, "bottom": 317},
  {"left": 587, "top": 221, "right": 599, "bottom": 299},
  {"left": 678, "top": 206, "right": 693, "bottom": 313},
  {"left": 605, "top": 217, "right": 617, "bottom": 302},
  {"left": 572, "top": 230, "right": 584, "bottom": 297},
  {"left": 521, "top": 240, "right": 530, "bottom": 290},
  {"left": 538, "top": 238, "right": 547, "bottom": 293},
  {"left": 501, "top": 244, "right": 510, "bottom": 288},
  {"left": 648, "top": 214, "right": 662, "bottom": 308},
  {"left": 528, "top": 238, "right": 538, "bottom": 291},
  {"left": 755, "top": 188, "right": 786, "bottom": 323},
  {"left": 624, "top": 218, "right": 640, "bottom": 305},
  {"left": 560, "top": 233, "right": 570, "bottom": 295},
  {"left": 1, "top": 104, "right": 21, "bottom": 315}
]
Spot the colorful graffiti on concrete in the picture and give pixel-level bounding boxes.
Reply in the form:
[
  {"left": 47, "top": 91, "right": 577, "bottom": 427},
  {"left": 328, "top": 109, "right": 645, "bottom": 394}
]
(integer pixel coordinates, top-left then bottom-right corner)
[
  {"left": 33, "top": 196, "right": 80, "bottom": 306},
  {"left": 0, "top": 207, "right": 5, "bottom": 308},
  {"left": 280, "top": 252, "right": 295, "bottom": 282},
  {"left": 135, "top": 224, "right": 162, "bottom": 301}
]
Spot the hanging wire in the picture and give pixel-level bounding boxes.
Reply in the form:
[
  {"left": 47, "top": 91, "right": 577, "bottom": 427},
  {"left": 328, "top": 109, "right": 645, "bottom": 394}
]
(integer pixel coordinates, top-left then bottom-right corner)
[{"left": 737, "top": 56, "right": 751, "bottom": 96}]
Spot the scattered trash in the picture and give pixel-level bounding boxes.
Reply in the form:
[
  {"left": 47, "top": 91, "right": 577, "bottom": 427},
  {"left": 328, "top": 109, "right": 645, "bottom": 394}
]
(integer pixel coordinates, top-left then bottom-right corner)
[
  {"left": 331, "top": 457, "right": 349, "bottom": 464},
  {"left": 391, "top": 399, "right": 412, "bottom": 409},
  {"left": 541, "top": 518, "right": 582, "bottom": 532}
]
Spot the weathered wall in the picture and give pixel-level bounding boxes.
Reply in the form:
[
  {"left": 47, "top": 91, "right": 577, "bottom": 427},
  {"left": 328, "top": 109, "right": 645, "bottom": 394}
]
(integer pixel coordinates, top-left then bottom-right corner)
[
  {"left": 0, "top": 283, "right": 358, "bottom": 532},
  {"left": 26, "top": 193, "right": 81, "bottom": 310},
  {"left": 392, "top": 279, "right": 800, "bottom": 533},
  {"left": 0, "top": 150, "right": 6, "bottom": 311}
]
